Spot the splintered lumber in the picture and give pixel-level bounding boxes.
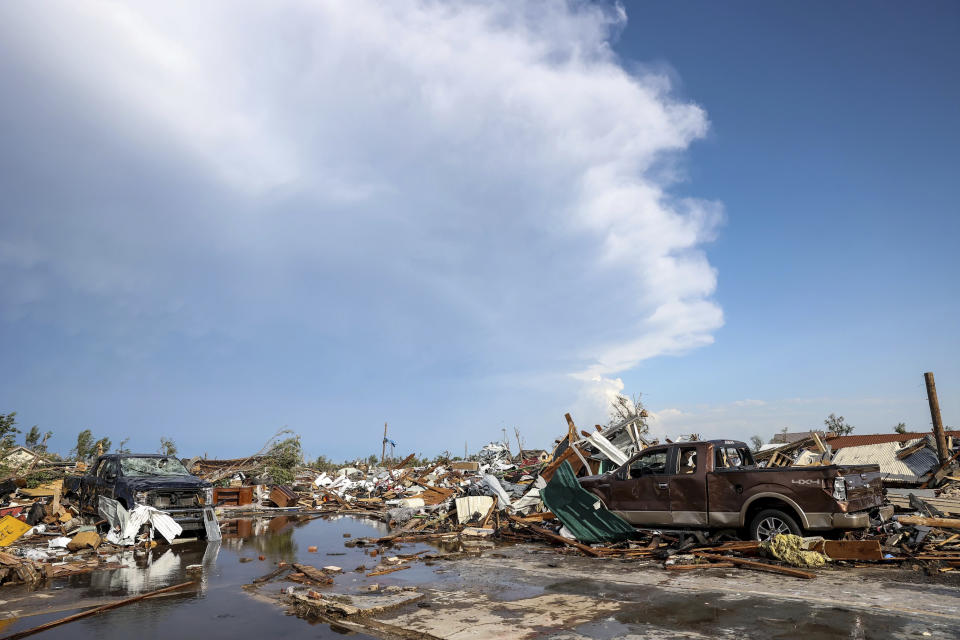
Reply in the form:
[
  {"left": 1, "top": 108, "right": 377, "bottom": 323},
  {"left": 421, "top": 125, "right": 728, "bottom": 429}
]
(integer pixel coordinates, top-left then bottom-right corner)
[
  {"left": 539, "top": 445, "right": 587, "bottom": 483},
  {"left": 390, "top": 453, "right": 416, "bottom": 471},
  {"left": 508, "top": 514, "right": 600, "bottom": 557},
  {"left": 693, "top": 552, "right": 816, "bottom": 579},
  {"left": 896, "top": 516, "right": 960, "bottom": 529},
  {"left": 253, "top": 564, "right": 292, "bottom": 584},
  {"left": 479, "top": 496, "right": 498, "bottom": 529},
  {"left": 414, "top": 485, "right": 456, "bottom": 506},
  {"left": 317, "top": 487, "right": 350, "bottom": 508},
  {"left": 515, "top": 512, "right": 555, "bottom": 522},
  {"left": 0, "top": 580, "right": 196, "bottom": 640},
  {"left": 937, "top": 534, "right": 960, "bottom": 547},
  {"left": 697, "top": 541, "right": 760, "bottom": 554},
  {"left": 666, "top": 562, "right": 735, "bottom": 571},
  {"left": 886, "top": 494, "right": 960, "bottom": 515},
  {"left": 366, "top": 565, "right": 411, "bottom": 577},
  {"left": 922, "top": 449, "right": 960, "bottom": 488},
  {"left": 897, "top": 440, "right": 928, "bottom": 460},
  {"left": 291, "top": 563, "right": 333, "bottom": 584}
]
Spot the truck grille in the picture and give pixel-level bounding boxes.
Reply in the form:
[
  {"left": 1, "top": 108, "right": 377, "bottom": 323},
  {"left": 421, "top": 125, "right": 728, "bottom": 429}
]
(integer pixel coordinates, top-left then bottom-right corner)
[{"left": 150, "top": 491, "right": 201, "bottom": 509}]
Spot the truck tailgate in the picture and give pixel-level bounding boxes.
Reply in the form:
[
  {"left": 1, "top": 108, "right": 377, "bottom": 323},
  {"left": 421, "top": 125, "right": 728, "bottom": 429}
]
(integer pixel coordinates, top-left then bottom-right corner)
[{"left": 840, "top": 470, "right": 884, "bottom": 510}]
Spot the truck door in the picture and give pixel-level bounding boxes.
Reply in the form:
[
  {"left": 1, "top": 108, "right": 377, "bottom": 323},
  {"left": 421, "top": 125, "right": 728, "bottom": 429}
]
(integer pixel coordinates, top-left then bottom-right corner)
[
  {"left": 667, "top": 444, "right": 708, "bottom": 526},
  {"left": 95, "top": 459, "right": 119, "bottom": 503},
  {"left": 80, "top": 460, "right": 103, "bottom": 512},
  {"left": 608, "top": 446, "right": 671, "bottom": 525}
]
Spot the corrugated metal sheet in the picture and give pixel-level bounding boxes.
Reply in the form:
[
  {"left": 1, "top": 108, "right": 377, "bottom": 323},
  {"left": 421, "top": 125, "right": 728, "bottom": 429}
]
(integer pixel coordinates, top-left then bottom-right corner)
[
  {"left": 830, "top": 439, "right": 939, "bottom": 483},
  {"left": 540, "top": 461, "right": 634, "bottom": 544},
  {"left": 770, "top": 431, "right": 825, "bottom": 444},
  {"left": 827, "top": 431, "right": 960, "bottom": 450}
]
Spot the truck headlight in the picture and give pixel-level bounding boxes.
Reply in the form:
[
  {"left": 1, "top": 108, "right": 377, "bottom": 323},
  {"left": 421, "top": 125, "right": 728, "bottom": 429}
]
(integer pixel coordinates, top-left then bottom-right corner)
[
  {"left": 135, "top": 491, "right": 150, "bottom": 505},
  {"left": 202, "top": 488, "right": 214, "bottom": 505},
  {"left": 833, "top": 477, "right": 847, "bottom": 501}
]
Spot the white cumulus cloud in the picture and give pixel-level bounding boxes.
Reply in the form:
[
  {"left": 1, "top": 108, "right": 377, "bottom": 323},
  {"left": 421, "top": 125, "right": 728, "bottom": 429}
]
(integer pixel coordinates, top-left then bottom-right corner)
[{"left": 0, "top": 0, "right": 723, "bottom": 442}]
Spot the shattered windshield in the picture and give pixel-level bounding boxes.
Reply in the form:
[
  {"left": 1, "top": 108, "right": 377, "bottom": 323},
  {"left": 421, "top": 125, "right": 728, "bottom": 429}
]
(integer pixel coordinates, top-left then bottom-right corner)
[{"left": 120, "top": 457, "right": 191, "bottom": 477}]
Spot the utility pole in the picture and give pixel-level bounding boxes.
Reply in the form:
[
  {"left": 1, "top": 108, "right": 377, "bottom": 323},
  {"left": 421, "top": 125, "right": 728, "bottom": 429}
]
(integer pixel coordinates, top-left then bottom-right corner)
[
  {"left": 924, "top": 372, "right": 949, "bottom": 464},
  {"left": 381, "top": 422, "right": 388, "bottom": 464},
  {"left": 514, "top": 427, "right": 524, "bottom": 456},
  {"left": 464, "top": 441, "right": 467, "bottom": 460},
  {"left": 502, "top": 428, "right": 511, "bottom": 455}
]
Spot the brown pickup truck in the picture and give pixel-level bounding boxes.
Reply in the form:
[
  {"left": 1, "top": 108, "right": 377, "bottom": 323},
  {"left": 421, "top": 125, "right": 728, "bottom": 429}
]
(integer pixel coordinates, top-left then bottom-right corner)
[{"left": 579, "top": 439, "right": 889, "bottom": 540}]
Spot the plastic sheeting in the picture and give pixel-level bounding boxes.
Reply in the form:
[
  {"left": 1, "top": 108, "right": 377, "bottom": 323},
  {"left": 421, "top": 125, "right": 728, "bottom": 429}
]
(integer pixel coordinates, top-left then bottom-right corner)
[
  {"left": 510, "top": 477, "right": 546, "bottom": 515},
  {"left": 540, "top": 461, "right": 634, "bottom": 544},
  {"left": 98, "top": 496, "right": 183, "bottom": 545},
  {"left": 483, "top": 474, "right": 512, "bottom": 505}
]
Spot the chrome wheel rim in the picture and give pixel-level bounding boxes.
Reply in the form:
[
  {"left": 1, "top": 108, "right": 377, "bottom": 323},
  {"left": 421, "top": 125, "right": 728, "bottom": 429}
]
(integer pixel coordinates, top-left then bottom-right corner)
[{"left": 756, "top": 516, "right": 791, "bottom": 540}]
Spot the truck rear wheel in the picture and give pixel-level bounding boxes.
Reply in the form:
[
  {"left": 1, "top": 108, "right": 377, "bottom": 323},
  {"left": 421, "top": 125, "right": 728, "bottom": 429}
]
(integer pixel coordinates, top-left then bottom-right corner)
[{"left": 749, "top": 508, "right": 801, "bottom": 541}]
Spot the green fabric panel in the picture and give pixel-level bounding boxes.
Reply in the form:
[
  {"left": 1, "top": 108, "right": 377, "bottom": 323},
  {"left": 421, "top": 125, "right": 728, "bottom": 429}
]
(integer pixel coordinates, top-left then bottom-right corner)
[{"left": 540, "top": 460, "right": 634, "bottom": 544}]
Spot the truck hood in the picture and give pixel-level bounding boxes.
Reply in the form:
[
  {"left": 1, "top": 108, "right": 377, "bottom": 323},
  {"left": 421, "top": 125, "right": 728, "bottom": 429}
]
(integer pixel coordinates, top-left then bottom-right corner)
[{"left": 123, "top": 475, "right": 210, "bottom": 491}]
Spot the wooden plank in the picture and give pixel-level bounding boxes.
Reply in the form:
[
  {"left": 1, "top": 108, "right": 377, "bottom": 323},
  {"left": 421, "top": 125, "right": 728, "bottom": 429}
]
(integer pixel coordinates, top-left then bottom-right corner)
[
  {"left": 291, "top": 563, "right": 333, "bottom": 584},
  {"left": 0, "top": 581, "right": 195, "bottom": 640},
  {"left": 516, "top": 512, "right": 555, "bottom": 522},
  {"left": 539, "top": 446, "right": 587, "bottom": 483},
  {"left": 507, "top": 514, "right": 600, "bottom": 557},
  {"left": 813, "top": 540, "right": 883, "bottom": 561},
  {"left": 480, "top": 496, "right": 498, "bottom": 528},
  {"left": 896, "top": 516, "right": 960, "bottom": 529},
  {"left": 886, "top": 495, "right": 960, "bottom": 515},
  {"left": 366, "top": 565, "right": 410, "bottom": 577},
  {"left": 666, "top": 562, "right": 735, "bottom": 571},
  {"left": 252, "top": 564, "right": 292, "bottom": 584},
  {"left": 17, "top": 479, "right": 63, "bottom": 498},
  {"left": 390, "top": 453, "right": 416, "bottom": 471},
  {"left": 896, "top": 440, "right": 928, "bottom": 460},
  {"left": 693, "top": 552, "right": 816, "bottom": 579},
  {"left": 921, "top": 448, "right": 960, "bottom": 488},
  {"left": 936, "top": 534, "right": 959, "bottom": 547}
]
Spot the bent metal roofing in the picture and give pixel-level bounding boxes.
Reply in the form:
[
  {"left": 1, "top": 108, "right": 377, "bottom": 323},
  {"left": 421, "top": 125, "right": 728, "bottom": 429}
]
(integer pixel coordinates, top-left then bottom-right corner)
[{"left": 825, "top": 431, "right": 960, "bottom": 450}]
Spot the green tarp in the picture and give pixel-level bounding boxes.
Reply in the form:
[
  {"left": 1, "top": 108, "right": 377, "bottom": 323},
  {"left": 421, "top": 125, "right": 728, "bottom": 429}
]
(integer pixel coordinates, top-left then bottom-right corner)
[{"left": 539, "top": 460, "right": 635, "bottom": 544}]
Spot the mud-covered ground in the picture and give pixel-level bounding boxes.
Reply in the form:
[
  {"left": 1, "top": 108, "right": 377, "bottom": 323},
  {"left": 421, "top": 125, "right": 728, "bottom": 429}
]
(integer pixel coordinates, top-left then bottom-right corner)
[{"left": 1, "top": 515, "right": 957, "bottom": 639}]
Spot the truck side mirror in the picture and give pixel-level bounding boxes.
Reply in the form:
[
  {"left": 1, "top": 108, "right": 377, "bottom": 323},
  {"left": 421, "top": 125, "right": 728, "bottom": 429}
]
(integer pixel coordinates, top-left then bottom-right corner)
[{"left": 104, "top": 472, "right": 116, "bottom": 481}]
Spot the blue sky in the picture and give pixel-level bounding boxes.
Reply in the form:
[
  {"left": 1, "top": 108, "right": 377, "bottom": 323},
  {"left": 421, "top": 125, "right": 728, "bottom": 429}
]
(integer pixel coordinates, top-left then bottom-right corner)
[{"left": 1, "top": 1, "right": 957, "bottom": 461}]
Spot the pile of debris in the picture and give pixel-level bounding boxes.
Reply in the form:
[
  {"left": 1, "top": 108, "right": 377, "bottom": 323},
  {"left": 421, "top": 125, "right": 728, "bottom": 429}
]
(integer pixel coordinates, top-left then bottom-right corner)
[{"left": 3, "top": 404, "right": 960, "bottom": 592}]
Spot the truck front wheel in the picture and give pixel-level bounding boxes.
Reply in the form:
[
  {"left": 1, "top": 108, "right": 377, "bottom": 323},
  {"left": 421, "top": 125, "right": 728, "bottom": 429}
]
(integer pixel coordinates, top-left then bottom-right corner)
[{"left": 749, "top": 508, "right": 801, "bottom": 541}]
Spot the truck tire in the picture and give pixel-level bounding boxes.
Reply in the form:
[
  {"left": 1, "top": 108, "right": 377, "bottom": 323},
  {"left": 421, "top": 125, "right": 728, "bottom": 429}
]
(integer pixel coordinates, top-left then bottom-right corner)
[{"left": 749, "top": 508, "right": 801, "bottom": 541}]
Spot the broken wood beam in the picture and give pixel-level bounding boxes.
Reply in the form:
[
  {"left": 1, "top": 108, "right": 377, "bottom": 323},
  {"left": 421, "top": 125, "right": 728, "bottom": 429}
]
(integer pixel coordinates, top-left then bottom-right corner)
[
  {"left": 252, "top": 564, "right": 292, "bottom": 584},
  {"left": 366, "top": 565, "right": 411, "bottom": 577},
  {"left": 291, "top": 563, "right": 333, "bottom": 584},
  {"left": 507, "top": 514, "right": 600, "bottom": 557},
  {"left": 390, "top": 453, "right": 416, "bottom": 471},
  {"left": 480, "top": 496, "right": 498, "bottom": 529},
  {"left": 896, "top": 516, "right": 960, "bottom": 529},
  {"left": 693, "top": 552, "right": 816, "bottom": 579},
  {"left": 666, "top": 562, "right": 735, "bottom": 571},
  {"left": 0, "top": 580, "right": 196, "bottom": 640}
]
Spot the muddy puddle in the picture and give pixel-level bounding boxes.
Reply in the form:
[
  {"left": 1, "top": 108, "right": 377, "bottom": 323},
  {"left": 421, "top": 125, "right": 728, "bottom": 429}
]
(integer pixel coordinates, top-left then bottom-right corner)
[{"left": 0, "top": 514, "right": 451, "bottom": 639}]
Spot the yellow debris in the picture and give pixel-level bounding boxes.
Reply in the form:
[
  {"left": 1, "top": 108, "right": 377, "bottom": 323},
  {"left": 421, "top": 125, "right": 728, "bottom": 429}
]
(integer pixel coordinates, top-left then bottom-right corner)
[{"left": 761, "top": 534, "right": 827, "bottom": 568}]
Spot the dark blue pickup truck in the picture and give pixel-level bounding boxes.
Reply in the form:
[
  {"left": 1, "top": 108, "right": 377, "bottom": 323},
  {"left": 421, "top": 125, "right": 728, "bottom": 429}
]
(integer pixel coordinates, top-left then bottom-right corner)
[{"left": 65, "top": 454, "right": 214, "bottom": 535}]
